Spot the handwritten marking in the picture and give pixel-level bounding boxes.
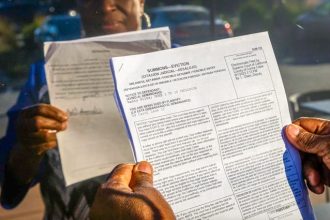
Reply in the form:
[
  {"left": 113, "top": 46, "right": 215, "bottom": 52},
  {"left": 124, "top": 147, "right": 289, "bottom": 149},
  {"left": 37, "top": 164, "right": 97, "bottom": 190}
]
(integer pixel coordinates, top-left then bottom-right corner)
[
  {"left": 119, "top": 63, "right": 124, "bottom": 73},
  {"left": 67, "top": 106, "right": 103, "bottom": 116}
]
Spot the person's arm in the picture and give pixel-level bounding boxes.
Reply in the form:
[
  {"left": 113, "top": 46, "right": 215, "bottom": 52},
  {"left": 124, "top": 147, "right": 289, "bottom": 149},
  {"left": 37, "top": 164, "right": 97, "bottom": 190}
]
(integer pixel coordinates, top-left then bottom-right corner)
[
  {"left": 0, "top": 70, "right": 40, "bottom": 208},
  {"left": 2, "top": 105, "right": 67, "bottom": 208},
  {"left": 90, "top": 161, "right": 175, "bottom": 220},
  {"left": 7, "top": 104, "right": 67, "bottom": 184},
  {"left": 0, "top": 64, "right": 68, "bottom": 208},
  {"left": 285, "top": 117, "right": 330, "bottom": 194}
]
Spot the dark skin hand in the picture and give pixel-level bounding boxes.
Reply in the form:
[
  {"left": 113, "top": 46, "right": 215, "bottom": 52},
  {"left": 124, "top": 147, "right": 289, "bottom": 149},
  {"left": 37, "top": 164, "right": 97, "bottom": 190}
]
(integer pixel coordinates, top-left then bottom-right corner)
[
  {"left": 7, "top": 104, "right": 68, "bottom": 184},
  {"left": 90, "top": 161, "right": 176, "bottom": 220},
  {"left": 285, "top": 117, "right": 330, "bottom": 194}
]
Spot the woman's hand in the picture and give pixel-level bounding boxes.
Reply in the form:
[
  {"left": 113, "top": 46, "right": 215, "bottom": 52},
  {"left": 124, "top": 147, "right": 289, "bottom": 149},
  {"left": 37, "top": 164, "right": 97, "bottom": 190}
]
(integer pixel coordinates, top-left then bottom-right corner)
[
  {"left": 16, "top": 104, "right": 68, "bottom": 156},
  {"left": 7, "top": 104, "right": 68, "bottom": 184}
]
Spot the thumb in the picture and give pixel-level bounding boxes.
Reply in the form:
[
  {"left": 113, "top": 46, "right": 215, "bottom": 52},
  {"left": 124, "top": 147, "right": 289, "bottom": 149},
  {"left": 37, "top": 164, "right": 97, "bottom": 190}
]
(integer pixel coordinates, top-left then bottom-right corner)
[
  {"left": 130, "top": 161, "right": 153, "bottom": 191},
  {"left": 286, "top": 124, "right": 329, "bottom": 154}
]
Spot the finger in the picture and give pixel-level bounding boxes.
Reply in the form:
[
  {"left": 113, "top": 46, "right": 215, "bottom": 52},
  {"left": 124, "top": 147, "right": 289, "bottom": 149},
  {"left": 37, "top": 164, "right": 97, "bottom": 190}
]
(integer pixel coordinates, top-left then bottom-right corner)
[
  {"left": 293, "top": 117, "right": 330, "bottom": 135},
  {"left": 285, "top": 124, "right": 330, "bottom": 154},
  {"left": 22, "top": 104, "right": 68, "bottom": 122},
  {"left": 21, "top": 116, "right": 68, "bottom": 132},
  {"left": 130, "top": 161, "right": 153, "bottom": 191},
  {"left": 322, "top": 154, "right": 330, "bottom": 170},
  {"left": 105, "top": 163, "right": 134, "bottom": 192},
  {"left": 321, "top": 163, "right": 330, "bottom": 186},
  {"left": 20, "top": 130, "right": 57, "bottom": 145},
  {"left": 303, "top": 156, "right": 325, "bottom": 194},
  {"left": 307, "top": 181, "right": 325, "bottom": 194}
]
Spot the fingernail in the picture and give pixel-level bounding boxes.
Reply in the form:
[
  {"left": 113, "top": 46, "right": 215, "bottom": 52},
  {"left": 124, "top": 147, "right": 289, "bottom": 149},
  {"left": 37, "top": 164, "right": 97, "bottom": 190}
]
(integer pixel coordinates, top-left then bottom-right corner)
[
  {"left": 59, "top": 112, "right": 68, "bottom": 121},
  {"left": 287, "top": 124, "right": 300, "bottom": 137},
  {"left": 62, "top": 121, "right": 68, "bottom": 130},
  {"left": 62, "top": 114, "right": 68, "bottom": 121},
  {"left": 136, "top": 161, "right": 152, "bottom": 174}
]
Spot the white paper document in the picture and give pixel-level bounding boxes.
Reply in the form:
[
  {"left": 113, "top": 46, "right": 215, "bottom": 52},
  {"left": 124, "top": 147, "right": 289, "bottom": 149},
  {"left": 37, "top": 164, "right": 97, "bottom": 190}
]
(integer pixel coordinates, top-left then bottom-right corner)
[
  {"left": 44, "top": 28, "right": 171, "bottom": 185},
  {"left": 111, "top": 32, "right": 314, "bottom": 219}
]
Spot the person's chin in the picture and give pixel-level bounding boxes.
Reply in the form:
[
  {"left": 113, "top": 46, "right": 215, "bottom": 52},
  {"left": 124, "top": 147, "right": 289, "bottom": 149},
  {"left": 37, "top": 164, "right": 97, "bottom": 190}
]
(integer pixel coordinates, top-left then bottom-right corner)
[{"left": 102, "top": 24, "right": 127, "bottom": 34}]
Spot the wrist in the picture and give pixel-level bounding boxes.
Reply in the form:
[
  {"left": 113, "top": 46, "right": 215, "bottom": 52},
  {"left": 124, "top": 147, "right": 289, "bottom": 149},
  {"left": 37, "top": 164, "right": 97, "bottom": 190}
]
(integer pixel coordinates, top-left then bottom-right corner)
[{"left": 7, "top": 143, "right": 44, "bottom": 184}]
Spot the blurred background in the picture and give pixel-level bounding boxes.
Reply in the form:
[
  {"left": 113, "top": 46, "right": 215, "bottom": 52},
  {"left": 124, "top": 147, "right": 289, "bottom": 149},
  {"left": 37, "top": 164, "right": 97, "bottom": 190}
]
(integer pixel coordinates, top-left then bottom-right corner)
[{"left": 1, "top": 0, "right": 330, "bottom": 219}]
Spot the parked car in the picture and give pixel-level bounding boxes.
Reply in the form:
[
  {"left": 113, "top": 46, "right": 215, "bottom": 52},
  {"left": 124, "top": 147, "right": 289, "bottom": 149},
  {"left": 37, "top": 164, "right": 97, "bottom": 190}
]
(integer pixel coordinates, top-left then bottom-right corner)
[
  {"left": 149, "top": 5, "right": 233, "bottom": 45},
  {"left": 296, "top": 1, "right": 330, "bottom": 41},
  {"left": 293, "top": 1, "right": 330, "bottom": 63},
  {"left": 34, "top": 14, "right": 83, "bottom": 43}
]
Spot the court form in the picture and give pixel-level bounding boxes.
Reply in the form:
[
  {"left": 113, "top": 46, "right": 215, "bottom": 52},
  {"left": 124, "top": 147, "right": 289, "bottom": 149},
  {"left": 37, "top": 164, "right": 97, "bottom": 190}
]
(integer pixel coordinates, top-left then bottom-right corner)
[
  {"left": 111, "top": 32, "right": 314, "bottom": 220},
  {"left": 44, "top": 28, "right": 171, "bottom": 185}
]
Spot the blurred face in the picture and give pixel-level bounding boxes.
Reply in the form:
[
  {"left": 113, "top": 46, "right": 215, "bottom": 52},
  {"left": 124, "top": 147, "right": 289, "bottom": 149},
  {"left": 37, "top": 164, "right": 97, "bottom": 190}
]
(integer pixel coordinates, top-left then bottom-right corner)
[{"left": 76, "top": 0, "right": 145, "bottom": 36}]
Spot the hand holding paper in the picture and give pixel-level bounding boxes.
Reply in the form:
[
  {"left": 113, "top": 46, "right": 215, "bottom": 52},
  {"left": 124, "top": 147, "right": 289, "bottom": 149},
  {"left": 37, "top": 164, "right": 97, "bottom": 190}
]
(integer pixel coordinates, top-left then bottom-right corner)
[
  {"left": 90, "top": 161, "right": 175, "bottom": 220},
  {"left": 286, "top": 117, "right": 330, "bottom": 194},
  {"left": 8, "top": 104, "right": 68, "bottom": 184},
  {"left": 16, "top": 104, "right": 68, "bottom": 154}
]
